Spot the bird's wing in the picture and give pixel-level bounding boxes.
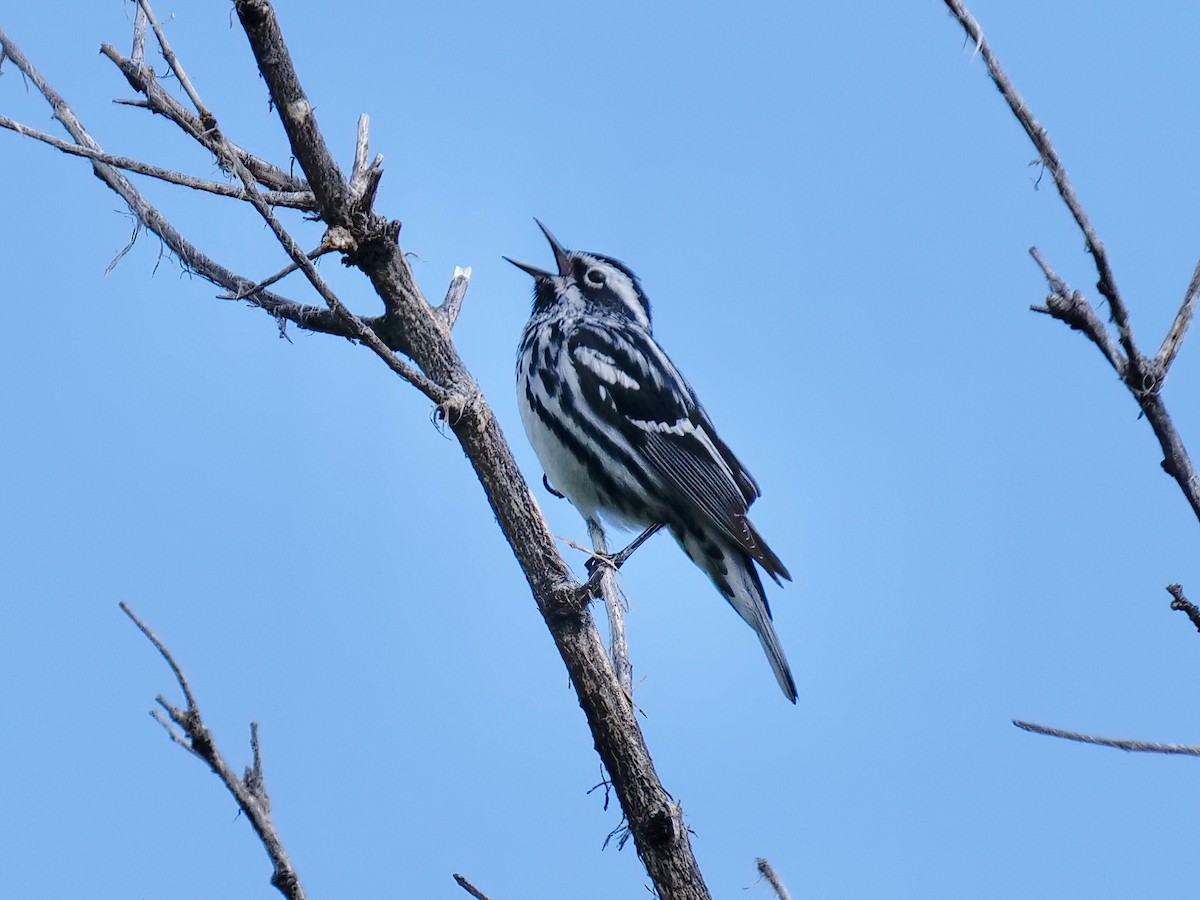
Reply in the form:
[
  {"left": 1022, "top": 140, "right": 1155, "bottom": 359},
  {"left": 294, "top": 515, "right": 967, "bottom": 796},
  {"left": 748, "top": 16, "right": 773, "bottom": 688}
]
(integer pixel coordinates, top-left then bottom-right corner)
[{"left": 567, "top": 323, "right": 791, "bottom": 582}]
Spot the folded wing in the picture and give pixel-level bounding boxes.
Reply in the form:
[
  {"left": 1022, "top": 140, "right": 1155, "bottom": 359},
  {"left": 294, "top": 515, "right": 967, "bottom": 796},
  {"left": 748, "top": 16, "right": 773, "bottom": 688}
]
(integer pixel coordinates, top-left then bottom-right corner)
[{"left": 567, "top": 323, "right": 790, "bottom": 583}]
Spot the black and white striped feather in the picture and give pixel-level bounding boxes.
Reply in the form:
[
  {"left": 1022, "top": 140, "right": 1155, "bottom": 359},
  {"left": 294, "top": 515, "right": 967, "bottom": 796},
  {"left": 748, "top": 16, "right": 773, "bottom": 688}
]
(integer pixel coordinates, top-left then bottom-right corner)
[{"left": 510, "top": 222, "right": 796, "bottom": 701}]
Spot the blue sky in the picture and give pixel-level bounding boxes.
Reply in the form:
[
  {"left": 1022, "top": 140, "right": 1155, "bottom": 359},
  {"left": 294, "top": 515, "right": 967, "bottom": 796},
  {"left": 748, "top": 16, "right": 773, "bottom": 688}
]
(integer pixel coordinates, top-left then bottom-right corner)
[{"left": 4, "top": 1, "right": 1200, "bottom": 897}]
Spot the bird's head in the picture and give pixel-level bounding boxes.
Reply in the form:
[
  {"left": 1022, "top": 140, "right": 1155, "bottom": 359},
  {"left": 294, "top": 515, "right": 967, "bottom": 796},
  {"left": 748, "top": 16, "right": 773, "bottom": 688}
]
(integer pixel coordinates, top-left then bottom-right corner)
[{"left": 505, "top": 220, "right": 652, "bottom": 330}]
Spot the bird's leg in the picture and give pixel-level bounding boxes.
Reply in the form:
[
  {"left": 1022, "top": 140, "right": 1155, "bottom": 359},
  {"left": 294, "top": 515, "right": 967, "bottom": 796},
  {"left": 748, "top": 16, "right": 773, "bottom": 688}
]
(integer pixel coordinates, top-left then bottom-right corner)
[{"left": 584, "top": 522, "right": 665, "bottom": 576}]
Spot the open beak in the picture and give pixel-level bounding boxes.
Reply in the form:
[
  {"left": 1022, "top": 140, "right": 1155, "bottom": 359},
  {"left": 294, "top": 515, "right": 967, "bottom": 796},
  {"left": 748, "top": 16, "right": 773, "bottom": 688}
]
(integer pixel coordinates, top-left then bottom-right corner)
[{"left": 504, "top": 219, "right": 572, "bottom": 278}]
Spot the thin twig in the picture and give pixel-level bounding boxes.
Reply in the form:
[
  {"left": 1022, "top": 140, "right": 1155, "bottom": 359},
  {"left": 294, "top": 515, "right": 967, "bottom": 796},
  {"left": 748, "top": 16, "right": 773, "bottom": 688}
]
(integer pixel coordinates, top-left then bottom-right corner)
[
  {"left": 101, "top": 44, "right": 308, "bottom": 194},
  {"left": 174, "top": 7, "right": 445, "bottom": 402},
  {"left": 120, "top": 601, "right": 196, "bottom": 710},
  {"left": 588, "top": 518, "right": 633, "bottom": 698},
  {"left": 0, "top": 114, "right": 317, "bottom": 209},
  {"left": 1013, "top": 720, "right": 1200, "bottom": 756},
  {"left": 137, "top": 0, "right": 210, "bottom": 118},
  {"left": 120, "top": 603, "right": 307, "bottom": 900},
  {"left": 1028, "top": 247, "right": 1127, "bottom": 377},
  {"left": 0, "top": 25, "right": 351, "bottom": 339},
  {"left": 221, "top": 148, "right": 451, "bottom": 403},
  {"left": 1166, "top": 583, "right": 1200, "bottom": 635},
  {"left": 755, "top": 858, "right": 792, "bottom": 900},
  {"left": 453, "top": 874, "right": 493, "bottom": 900},
  {"left": 220, "top": 243, "right": 334, "bottom": 300}
]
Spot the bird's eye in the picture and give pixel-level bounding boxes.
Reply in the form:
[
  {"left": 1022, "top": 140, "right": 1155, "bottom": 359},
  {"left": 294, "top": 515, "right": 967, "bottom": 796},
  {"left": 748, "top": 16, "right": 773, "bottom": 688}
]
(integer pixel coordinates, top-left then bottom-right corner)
[{"left": 584, "top": 267, "right": 606, "bottom": 286}]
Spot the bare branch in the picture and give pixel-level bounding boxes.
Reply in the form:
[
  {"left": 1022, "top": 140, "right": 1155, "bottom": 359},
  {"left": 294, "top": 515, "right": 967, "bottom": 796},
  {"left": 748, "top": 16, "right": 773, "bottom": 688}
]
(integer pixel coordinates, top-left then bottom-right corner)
[
  {"left": 127, "top": 6, "right": 453, "bottom": 411},
  {"left": 100, "top": 44, "right": 308, "bottom": 194},
  {"left": 352, "top": 114, "right": 370, "bottom": 178},
  {"left": 137, "top": 0, "right": 210, "bottom": 119},
  {"left": 1156, "top": 260, "right": 1200, "bottom": 374},
  {"left": 942, "top": 0, "right": 1136, "bottom": 368},
  {"left": 219, "top": 243, "right": 334, "bottom": 300},
  {"left": 438, "top": 265, "right": 472, "bottom": 330},
  {"left": 1167, "top": 583, "right": 1200, "bottom": 635},
  {"left": 347, "top": 113, "right": 383, "bottom": 212},
  {"left": 755, "top": 858, "right": 793, "bottom": 900},
  {"left": 0, "top": 26, "right": 352, "bottom": 340},
  {"left": 130, "top": 3, "right": 148, "bottom": 66},
  {"left": 234, "top": 0, "right": 351, "bottom": 218},
  {"left": 1028, "top": 247, "right": 1127, "bottom": 378},
  {"left": 943, "top": 3, "right": 1200, "bottom": 528},
  {"left": 120, "top": 601, "right": 196, "bottom": 710},
  {"left": 216, "top": 135, "right": 451, "bottom": 403},
  {"left": 453, "top": 874, "right": 493, "bottom": 900},
  {"left": 6, "top": 6, "right": 713, "bottom": 895},
  {"left": 0, "top": 113, "right": 317, "bottom": 209},
  {"left": 230, "top": 4, "right": 709, "bottom": 887},
  {"left": 120, "top": 603, "right": 307, "bottom": 900},
  {"left": 1013, "top": 720, "right": 1200, "bottom": 756}
]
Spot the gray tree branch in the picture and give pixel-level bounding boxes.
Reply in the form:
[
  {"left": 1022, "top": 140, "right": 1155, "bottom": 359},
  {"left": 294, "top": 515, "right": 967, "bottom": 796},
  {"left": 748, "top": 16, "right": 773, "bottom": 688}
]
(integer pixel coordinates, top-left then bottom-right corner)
[
  {"left": 453, "top": 873, "right": 494, "bottom": 900},
  {"left": 119, "top": 603, "right": 306, "bottom": 900},
  {"left": 1013, "top": 720, "right": 1200, "bottom": 757},
  {"left": 231, "top": 2, "right": 711, "bottom": 890},
  {"left": 1, "top": 4, "right": 711, "bottom": 896},
  {"left": 0, "top": 113, "right": 317, "bottom": 209},
  {"left": 943, "top": 0, "right": 1200, "bottom": 525},
  {"left": 755, "top": 857, "right": 793, "bottom": 900},
  {"left": 943, "top": 0, "right": 1200, "bottom": 758}
]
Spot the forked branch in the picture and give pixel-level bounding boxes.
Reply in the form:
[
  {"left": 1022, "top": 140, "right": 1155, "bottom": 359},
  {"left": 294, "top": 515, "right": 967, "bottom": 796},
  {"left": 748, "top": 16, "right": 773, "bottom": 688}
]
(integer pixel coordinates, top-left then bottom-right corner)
[
  {"left": 119, "top": 603, "right": 306, "bottom": 900},
  {"left": 944, "top": 0, "right": 1200, "bottom": 523},
  {"left": 1, "top": 4, "right": 712, "bottom": 896},
  {"left": 943, "top": 0, "right": 1200, "bottom": 754}
]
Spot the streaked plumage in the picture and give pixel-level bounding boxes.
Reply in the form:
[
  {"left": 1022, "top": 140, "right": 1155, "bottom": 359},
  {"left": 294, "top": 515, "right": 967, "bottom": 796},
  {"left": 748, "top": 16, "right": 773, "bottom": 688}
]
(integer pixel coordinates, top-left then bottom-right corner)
[{"left": 509, "top": 221, "right": 796, "bottom": 702}]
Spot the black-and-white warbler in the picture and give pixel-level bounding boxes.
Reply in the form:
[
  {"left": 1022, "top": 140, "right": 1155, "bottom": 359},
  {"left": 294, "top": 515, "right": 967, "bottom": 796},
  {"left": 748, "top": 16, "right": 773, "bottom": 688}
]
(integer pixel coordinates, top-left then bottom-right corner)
[{"left": 508, "top": 222, "right": 796, "bottom": 702}]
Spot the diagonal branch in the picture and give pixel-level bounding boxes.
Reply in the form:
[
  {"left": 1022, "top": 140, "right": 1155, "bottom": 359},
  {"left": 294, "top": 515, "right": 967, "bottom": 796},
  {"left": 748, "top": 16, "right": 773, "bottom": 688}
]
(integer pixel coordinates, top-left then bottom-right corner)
[
  {"left": 131, "top": 16, "right": 449, "bottom": 404},
  {"left": 1028, "top": 247, "right": 1127, "bottom": 378},
  {"left": 1013, "top": 720, "right": 1200, "bottom": 756},
  {"left": 943, "top": 1, "right": 1200, "bottom": 527},
  {"left": 120, "top": 603, "right": 306, "bottom": 900},
  {"left": 0, "top": 113, "right": 317, "bottom": 209},
  {"left": 946, "top": 1, "right": 1200, "bottom": 764},
  {"left": 135, "top": 0, "right": 209, "bottom": 119},
  {"left": 942, "top": 0, "right": 1136, "bottom": 370},
  {"left": 231, "top": 2, "right": 711, "bottom": 894},
  {"left": 0, "top": 25, "right": 347, "bottom": 339},
  {"left": 3, "top": 5, "right": 713, "bottom": 896},
  {"left": 1156, "top": 259, "right": 1200, "bottom": 374},
  {"left": 756, "top": 858, "right": 793, "bottom": 900},
  {"left": 101, "top": 45, "right": 307, "bottom": 195},
  {"left": 453, "top": 874, "right": 494, "bottom": 900},
  {"left": 233, "top": 0, "right": 351, "bottom": 219}
]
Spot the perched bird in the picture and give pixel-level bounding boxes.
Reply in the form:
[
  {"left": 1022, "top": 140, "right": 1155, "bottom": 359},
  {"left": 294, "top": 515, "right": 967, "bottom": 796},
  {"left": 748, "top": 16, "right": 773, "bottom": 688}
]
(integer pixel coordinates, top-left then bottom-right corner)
[{"left": 508, "top": 221, "right": 796, "bottom": 702}]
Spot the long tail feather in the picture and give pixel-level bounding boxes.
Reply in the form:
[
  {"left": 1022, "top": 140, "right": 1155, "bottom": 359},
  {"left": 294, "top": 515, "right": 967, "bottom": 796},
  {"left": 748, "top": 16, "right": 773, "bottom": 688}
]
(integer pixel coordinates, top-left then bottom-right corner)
[{"left": 674, "top": 527, "right": 797, "bottom": 702}]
